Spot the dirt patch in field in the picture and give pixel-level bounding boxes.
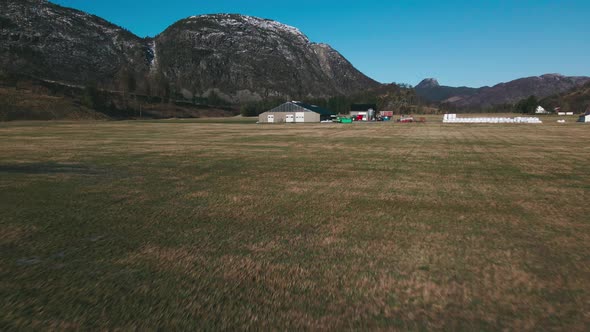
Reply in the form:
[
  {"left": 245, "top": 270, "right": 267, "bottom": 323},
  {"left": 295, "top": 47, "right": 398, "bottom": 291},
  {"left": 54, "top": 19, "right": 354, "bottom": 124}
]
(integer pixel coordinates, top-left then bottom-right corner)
[{"left": 0, "top": 225, "right": 37, "bottom": 245}]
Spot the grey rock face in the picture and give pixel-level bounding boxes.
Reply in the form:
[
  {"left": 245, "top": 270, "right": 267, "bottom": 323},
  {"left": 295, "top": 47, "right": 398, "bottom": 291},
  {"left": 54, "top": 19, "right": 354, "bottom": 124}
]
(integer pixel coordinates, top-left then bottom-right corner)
[
  {"left": 0, "top": 0, "right": 149, "bottom": 88},
  {"left": 415, "top": 78, "right": 439, "bottom": 89},
  {"left": 154, "top": 14, "right": 379, "bottom": 102}
]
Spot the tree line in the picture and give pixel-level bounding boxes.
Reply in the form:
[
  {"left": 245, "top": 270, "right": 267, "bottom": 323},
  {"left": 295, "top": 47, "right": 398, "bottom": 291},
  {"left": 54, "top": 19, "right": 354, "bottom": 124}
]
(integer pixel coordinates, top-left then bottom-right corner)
[{"left": 239, "top": 83, "right": 425, "bottom": 116}]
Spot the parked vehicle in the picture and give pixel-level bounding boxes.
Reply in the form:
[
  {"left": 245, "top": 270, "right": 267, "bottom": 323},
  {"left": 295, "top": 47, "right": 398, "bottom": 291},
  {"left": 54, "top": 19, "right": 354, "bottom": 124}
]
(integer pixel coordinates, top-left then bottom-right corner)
[
  {"left": 335, "top": 116, "right": 353, "bottom": 123},
  {"left": 398, "top": 115, "right": 414, "bottom": 123}
]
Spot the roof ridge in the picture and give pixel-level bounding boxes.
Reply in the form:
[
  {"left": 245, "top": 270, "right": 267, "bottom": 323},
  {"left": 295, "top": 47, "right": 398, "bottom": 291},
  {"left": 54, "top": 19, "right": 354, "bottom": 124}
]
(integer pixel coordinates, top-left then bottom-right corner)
[{"left": 292, "top": 101, "right": 334, "bottom": 115}]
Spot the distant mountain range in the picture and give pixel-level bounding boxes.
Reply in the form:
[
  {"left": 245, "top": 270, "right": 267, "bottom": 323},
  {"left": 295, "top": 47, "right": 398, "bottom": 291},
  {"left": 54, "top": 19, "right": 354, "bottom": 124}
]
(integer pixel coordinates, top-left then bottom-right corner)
[
  {"left": 416, "top": 74, "right": 590, "bottom": 108},
  {"left": 414, "top": 79, "right": 478, "bottom": 104},
  {"left": 0, "top": 0, "right": 379, "bottom": 104}
]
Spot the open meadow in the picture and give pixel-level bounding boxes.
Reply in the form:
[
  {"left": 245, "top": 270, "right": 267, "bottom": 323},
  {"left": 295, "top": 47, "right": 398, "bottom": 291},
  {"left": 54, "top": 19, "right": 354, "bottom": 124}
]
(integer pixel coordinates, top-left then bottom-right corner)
[{"left": 1, "top": 116, "right": 589, "bottom": 330}]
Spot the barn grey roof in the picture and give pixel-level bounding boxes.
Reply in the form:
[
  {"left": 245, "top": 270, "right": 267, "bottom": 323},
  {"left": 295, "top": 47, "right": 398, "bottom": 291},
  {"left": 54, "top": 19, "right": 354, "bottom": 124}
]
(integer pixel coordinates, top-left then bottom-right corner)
[{"left": 268, "top": 101, "right": 335, "bottom": 116}]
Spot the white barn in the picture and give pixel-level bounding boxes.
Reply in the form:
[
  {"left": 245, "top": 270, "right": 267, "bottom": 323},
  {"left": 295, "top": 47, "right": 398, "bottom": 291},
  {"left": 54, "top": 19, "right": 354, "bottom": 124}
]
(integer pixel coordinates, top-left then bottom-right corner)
[{"left": 258, "top": 101, "right": 335, "bottom": 123}]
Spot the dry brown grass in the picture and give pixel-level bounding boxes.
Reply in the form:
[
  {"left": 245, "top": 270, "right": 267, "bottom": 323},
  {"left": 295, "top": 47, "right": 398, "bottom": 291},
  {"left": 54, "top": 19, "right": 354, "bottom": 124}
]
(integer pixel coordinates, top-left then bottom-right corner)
[{"left": 1, "top": 117, "right": 589, "bottom": 330}]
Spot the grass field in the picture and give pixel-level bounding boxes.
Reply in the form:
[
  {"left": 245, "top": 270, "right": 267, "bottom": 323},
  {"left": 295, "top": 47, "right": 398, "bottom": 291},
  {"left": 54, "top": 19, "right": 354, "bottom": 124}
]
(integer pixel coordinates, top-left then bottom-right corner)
[{"left": 1, "top": 117, "right": 589, "bottom": 330}]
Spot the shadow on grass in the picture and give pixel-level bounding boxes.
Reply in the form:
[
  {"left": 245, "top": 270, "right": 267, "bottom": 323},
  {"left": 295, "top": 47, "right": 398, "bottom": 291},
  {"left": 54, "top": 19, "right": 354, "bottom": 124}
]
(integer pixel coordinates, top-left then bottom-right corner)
[{"left": 0, "top": 162, "right": 102, "bottom": 175}]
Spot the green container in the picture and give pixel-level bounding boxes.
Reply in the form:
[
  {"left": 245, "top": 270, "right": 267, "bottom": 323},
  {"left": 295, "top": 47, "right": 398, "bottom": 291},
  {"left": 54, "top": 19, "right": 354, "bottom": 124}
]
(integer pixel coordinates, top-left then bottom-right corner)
[{"left": 340, "top": 118, "right": 353, "bottom": 123}]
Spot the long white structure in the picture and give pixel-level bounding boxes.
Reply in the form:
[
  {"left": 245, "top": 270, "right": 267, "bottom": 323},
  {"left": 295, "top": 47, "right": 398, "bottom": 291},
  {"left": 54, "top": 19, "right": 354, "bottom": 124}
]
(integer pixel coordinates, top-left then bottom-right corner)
[{"left": 443, "top": 114, "right": 542, "bottom": 124}]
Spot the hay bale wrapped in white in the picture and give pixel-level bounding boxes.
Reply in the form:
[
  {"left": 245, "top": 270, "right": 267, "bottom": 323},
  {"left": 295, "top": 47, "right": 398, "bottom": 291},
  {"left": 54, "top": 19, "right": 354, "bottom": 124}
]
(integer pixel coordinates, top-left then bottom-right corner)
[{"left": 442, "top": 114, "right": 542, "bottom": 124}]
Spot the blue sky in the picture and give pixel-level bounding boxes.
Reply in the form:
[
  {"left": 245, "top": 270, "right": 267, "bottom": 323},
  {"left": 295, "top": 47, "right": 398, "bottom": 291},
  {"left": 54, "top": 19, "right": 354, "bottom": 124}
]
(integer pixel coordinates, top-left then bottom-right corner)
[{"left": 52, "top": 0, "right": 589, "bottom": 87}]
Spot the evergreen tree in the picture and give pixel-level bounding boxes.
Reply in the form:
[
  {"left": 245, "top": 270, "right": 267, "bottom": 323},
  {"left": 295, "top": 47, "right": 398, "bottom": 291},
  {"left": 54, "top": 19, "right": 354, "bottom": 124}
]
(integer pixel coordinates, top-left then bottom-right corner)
[
  {"left": 516, "top": 95, "right": 538, "bottom": 114},
  {"left": 240, "top": 103, "right": 258, "bottom": 117}
]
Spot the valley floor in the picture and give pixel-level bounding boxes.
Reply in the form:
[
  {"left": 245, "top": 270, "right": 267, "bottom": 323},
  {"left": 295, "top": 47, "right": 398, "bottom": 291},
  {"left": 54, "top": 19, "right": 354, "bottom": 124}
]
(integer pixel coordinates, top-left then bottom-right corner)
[{"left": 1, "top": 118, "right": 589, "bottom": 329}]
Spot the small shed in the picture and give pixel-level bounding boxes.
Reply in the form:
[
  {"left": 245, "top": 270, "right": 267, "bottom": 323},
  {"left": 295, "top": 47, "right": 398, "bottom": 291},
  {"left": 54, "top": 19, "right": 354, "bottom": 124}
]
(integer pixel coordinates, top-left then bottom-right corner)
[{"left": 258, "top": 101, "right": 335, "bottom": 123}]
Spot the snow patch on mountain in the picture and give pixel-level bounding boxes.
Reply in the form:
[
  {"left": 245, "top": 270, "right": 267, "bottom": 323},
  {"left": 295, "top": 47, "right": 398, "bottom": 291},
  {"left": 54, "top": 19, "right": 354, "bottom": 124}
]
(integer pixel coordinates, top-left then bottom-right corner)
[
  {"left": 188, "top": 14, "right": 309, "bottom": 43},
  {"left": 148, "top": 40, "right": 158, "bottom": 73}
]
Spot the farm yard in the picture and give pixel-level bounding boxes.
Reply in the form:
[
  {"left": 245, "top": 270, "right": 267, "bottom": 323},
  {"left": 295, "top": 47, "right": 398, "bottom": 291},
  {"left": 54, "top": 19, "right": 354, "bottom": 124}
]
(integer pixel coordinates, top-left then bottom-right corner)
[{"left": 1, "top": 116, "right": 589, "bottom": 330}]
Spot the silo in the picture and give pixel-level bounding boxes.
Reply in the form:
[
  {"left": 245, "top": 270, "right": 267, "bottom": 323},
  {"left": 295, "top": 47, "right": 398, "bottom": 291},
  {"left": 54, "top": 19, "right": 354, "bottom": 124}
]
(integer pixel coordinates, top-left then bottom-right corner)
[{"left": 368, "top": 108, "right": 375, "bottom": 121}]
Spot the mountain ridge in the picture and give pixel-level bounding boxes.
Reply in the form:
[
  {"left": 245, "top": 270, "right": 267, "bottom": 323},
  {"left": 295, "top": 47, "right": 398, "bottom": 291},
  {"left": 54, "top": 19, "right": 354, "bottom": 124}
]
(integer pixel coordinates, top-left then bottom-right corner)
[
  {"left": 0, "top": 0, "right": 150, "bottom": 89},
  {"left": 153, "top": 13, "right": 379, "bottom": 103},
  {"left": 415, "top": 78, "right": 478, "bottom": 103},
  {"left": 416, "top": 74, "right": 590, "bottom": 108},
  {"left": 0, "top": 1, "right": 379, "bottom": 103},
  {"left": 539, "top": 81, "right": 590, "bottom": 113}
]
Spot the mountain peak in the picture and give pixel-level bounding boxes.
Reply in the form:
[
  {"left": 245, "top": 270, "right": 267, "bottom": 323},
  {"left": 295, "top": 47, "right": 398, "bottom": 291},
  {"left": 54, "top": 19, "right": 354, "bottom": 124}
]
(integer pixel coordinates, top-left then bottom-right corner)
[
  {"left": 416, "top": 78, "right": 440, "bottom": 88},
  {"left": 539, "top": 73, "right": 565, "bottom": 80},
  {"left": 181, "top": 14, "right": 309, "bottom": 43},
  {"left": 154, "top": 13, "right": 378, "bottom": 102}
]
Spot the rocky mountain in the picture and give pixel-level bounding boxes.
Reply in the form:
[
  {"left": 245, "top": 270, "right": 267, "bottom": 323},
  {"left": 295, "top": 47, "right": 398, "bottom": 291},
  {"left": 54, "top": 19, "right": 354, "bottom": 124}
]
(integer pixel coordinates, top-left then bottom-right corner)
[
  {"left": 0, "top": 0, "right": 150, "bottom": 91},
  {"left": 153, "top": 14, "right": 379, "bottom": 102},
  {"left": 0, "top": 1, "right": 379, "bottom": 103},
  {"left": 415, "top": 78, "right": 478, "bottom": 103},
  {"left": 417, "top": 74, "right": 590, "bottom": 108},
  {"left": 414, "top": 78, "right": 438, "bottom": 89}
]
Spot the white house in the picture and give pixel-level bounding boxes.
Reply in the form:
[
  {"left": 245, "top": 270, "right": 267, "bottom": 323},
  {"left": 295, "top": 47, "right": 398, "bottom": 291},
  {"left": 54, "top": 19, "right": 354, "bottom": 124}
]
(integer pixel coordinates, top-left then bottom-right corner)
[{"left": 535, "top": 106, "right": 549, "bottom": 114}]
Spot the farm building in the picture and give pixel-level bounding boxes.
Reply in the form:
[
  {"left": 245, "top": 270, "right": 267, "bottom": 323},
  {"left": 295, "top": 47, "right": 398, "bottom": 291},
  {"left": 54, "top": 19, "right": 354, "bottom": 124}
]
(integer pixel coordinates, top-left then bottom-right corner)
[
  {"left": 536, "top": 106, "right": 550, "bottom": 114},
  {"left": 258, "top": 101, "right": 335, "bottom": 123},
  {"left": 555, "top": 107, "right": 574, "bottom": 116},
  {"left": 380, "top": 110, "right": 394, "bottom": 118},
  {"left": 578, "top": 114, "right": 590, "bottom": 123},
  {"left": 350, "top": 104, "right": 377, "bottom": 121}
]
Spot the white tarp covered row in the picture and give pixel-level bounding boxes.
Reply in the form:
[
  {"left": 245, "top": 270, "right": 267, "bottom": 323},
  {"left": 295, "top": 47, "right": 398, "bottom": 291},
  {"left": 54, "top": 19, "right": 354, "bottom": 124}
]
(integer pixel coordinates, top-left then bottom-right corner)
[{"left": 443, "top": 114, "right": 542, "bottom": 124}]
